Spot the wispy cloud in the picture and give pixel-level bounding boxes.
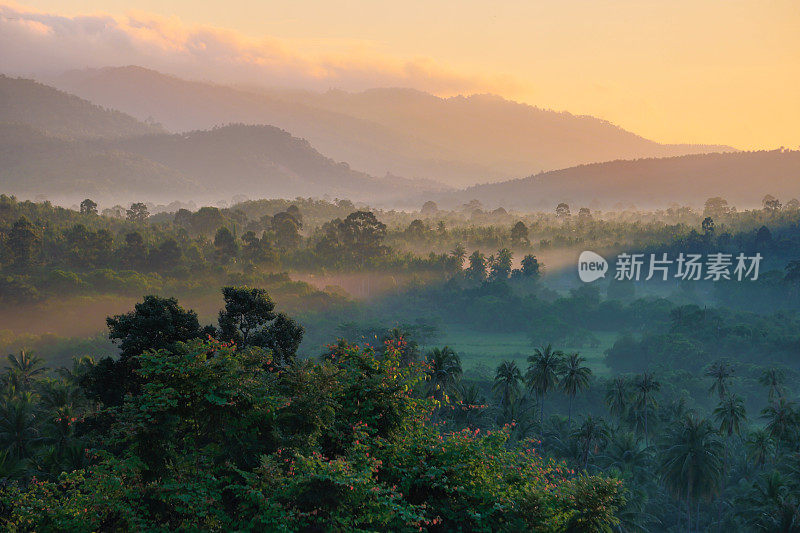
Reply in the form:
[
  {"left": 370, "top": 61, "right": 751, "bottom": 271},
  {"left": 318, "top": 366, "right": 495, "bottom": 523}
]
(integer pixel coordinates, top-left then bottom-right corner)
[{"left": 0, "top": 3, "right": 523, "bottom": 95}]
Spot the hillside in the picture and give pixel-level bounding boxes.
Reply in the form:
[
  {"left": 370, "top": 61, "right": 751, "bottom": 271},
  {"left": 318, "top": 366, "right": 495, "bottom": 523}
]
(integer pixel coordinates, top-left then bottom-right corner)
[
  {"left": 0, "top": 123, "right": 203, "bottom": 201},
  {"left": 106, "top": 124, "right": 445, "bottom": 201},
  {"left": 51, "top": 66, "right": 733, "bottom": 187},
  {"left": 0, "top": 75, "right": 162, "bottom": 139},
  {"left": 437, "top": 150, "right": 800, "bottom": 210}
]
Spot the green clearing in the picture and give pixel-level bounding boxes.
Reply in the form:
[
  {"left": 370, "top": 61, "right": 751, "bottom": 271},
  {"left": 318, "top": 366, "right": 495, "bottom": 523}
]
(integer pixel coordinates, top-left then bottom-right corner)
[{"left": 425, "top": 325, "right": 614, "bottom": 378}]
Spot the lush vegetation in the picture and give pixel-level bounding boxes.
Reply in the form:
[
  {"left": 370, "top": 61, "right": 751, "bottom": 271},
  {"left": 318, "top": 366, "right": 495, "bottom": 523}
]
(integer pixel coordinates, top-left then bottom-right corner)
[{"left": 2, "top": 193, "right": 800, "bottom": 531}]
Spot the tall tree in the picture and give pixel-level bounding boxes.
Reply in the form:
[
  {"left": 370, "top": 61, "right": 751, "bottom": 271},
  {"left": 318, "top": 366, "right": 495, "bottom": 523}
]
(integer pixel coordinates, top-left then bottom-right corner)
[
  {"left": 659, "top": 415, "right": 724, "bottom": 533},
  {"left": 705, "top": 361, "right": 734, "bottom": 400},
  {"left": 424, "top": 347, "right": 462, "bottom": 405},
  {"left": 759, "top": 368, "right": 786, "bottom": 402},
  {"left": 526, "top": 345, "right": 564, "bottom": 429},
  {"left": 633, "top": 371, "right": 661, "bottom": 446},
  {"left": 79, "top": 198, "right": 97, "bottom": 215},
  {"left": 493, "top": 360, "right": 523, "bottom": 414},
  {"left": 605, "top": 376, "right": 630, "bottom": 426},
  {"left": 560, "top": 353, "right": 592, "bottom": 427}
]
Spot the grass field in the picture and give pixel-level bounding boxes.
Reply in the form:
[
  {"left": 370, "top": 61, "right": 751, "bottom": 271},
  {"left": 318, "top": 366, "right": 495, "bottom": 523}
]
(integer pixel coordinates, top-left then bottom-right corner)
[{"left": 424, "top": 325, "right": 614, "bottom": 378}]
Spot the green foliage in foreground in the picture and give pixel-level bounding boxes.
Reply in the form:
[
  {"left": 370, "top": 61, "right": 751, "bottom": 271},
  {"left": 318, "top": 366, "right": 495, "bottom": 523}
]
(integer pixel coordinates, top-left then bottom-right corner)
[{"left": 0, "top": 339, "right": 624, "bottom": 531}]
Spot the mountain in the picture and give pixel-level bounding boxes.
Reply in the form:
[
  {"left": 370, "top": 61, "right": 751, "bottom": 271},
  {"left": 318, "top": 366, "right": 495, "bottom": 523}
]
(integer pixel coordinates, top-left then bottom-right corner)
[
  {"left": 103, "top": 124, "right": 445, "bottom": 202},
  {"left": 0, "top": 123, "right": 202, "bottom": 201},
  {"left": 435, "top": 150, "right": 800, "bottom": 211},
  {"left": 0, "top": 75, "right": 162, "bottom": 139},
  {"left": 51, "top": 66, "right": 734, "bottom": 187}
]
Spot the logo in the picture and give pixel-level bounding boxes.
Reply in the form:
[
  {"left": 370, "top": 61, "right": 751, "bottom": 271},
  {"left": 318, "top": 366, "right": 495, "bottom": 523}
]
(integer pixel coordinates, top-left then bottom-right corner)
[{"left": 578, "top": 251, "right": 608, "bottom": 282}]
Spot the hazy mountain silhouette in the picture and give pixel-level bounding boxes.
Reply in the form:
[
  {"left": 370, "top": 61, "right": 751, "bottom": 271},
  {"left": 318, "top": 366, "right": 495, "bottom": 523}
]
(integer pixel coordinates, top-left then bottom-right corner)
[
  {"left": 0, "top": 123, "right": 201, "bottom": 201},
  {"left": 0, "top": 75, "right": 162, "bottom": 139},
  {"left": 0, "top": 78, "right": 445, "bottom": 204},
  {"left": 435, "top": 150, "right": 800, "bottom": 211},
  {"left": 104, "top": 124, "right": 447, "bottom": 201},
  {"left": 51, "top": 66, "right": 734, "bottom": 187}
]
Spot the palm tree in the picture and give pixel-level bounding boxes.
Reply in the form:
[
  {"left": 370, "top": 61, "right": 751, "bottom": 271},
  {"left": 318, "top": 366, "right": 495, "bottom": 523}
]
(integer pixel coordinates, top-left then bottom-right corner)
[
  {"left": 658, "top": 415, "right": 724, "bottom": 533},
  {"left": 449, "top": 243, "right": 467, "bottom": 271},
  {"left": 759, "top": 368, "right": 786, "bottom": 402},
  {"left": 745, "top": 429, "right": 775, "bottom": 469},
  {"left": 493, "top": 360, "right": 522, "bottom": 414},
  {"left": 5, "top": 350, "right": 45, "bottom": 393},
  {"left": 713, "top": 394, "right": 746, "bottom": 523},
  {"left": 705, "top": 361, "right": 734, "bottom": 400},
  {"left": 572, "top": 414, "right": 609, "bottom": 469},
  {"left": 633, "top": 371, "right": 661, "bottom": 446},
  {"left": 0, "top": 400, "right": 41, "bottom": 459},
  {"left": 525, "top": 345, "right": 564, "bottom": 429},
  {"left": 761, "top": 397, "right": 798, "bottom": 443},
  {"left": 602, "top": 431, "right": 651, "bottom": 482},
  {"left": 424, "top": 347, "right": 462, "bottom": 404},
  {"left": 453, "top": 383, "right": 486, "bottom": 429},
  {"left": 605, "top": 376, "right": 630, "bottom": 425},
  {"left": 560, "top": 353, "right": 592, "bottom": 427}
]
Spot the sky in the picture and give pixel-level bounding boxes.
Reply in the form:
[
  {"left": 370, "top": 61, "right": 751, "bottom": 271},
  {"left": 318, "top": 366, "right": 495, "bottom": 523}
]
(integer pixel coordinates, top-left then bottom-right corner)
[{"left": 2, "top": 0, "right": 799, "bottom": 149}]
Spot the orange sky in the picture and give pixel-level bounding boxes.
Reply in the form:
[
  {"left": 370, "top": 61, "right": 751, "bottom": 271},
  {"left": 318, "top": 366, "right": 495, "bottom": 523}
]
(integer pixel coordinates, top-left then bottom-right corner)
[{"left": 6, "top": 0, "right": 800, "bottom": 149}]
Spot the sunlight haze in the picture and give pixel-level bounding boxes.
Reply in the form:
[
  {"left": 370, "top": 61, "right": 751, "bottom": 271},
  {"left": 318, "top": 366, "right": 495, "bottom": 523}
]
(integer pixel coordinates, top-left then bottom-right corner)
[{"left": 5, "top": 0, "right": 799, "bottom": 149}]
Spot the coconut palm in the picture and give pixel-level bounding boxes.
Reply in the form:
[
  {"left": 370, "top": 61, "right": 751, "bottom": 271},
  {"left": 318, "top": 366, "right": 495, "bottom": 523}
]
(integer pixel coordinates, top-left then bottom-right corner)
[
  {"left": 525, "top": 344, "right": 564, "bottom": 429},
  {"left": 605, "top": 376, "right": 631, "bottom": 425},
  {"left": 714, "top": 394, "right": 747, "bottom": 439},
  {"left": 745, "top": 429, "right": 775, "bottom": 469},
  {"left": 705, "top": 361, "right": 734, "bottom": 400},
  {"left": 759, "top": 368, "right": 786, "bottom": 402},
  {"left": 5, "top": 350, "right": 45, "bottom": 393},
  {"left": 493, "top": 360, "right": 522, "bottom": 413},
  {"left": 0, "top": 400, "right": 42, "bottom": 459},
  {"left": 560, "top": 353, "right": 592, "bottom": 427},
  {"left": 424, "top": 347, "right": 462, "bottom": 404},
  {"left": 453, "top": 383, "right": 486, "bottom": 429},
  {"left": 572, "top": 414, "right": 609, "bottom": 469},
  {"left": 602, "top": 431, "right": 651, "bottom": 482},
  {"left": 761, "top": 397, "right": 798, "bottom": 443},
  {"left": 633, "top": 371, "right": 661, "bottom": 446},
  {"left": 658, "top": 415, "right": 724, "bottom": 533}
]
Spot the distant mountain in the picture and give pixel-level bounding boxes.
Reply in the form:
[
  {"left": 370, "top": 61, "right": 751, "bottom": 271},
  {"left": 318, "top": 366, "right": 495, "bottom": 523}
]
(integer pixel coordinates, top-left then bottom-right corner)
[
  {"left": 51, "top": 66, "right": 734, "bottom": 187},
  {"left": 104, "top": 124, "right": 446, "bottom": 201},
  {"left": 435, "top": 150, "right": 800, "bottom": 211},
  {"left": 0, "top": 123, "right": 202, "bottom": 201},
  {"left": 0, "top": 75, "right": 162, "bottom": 139}
]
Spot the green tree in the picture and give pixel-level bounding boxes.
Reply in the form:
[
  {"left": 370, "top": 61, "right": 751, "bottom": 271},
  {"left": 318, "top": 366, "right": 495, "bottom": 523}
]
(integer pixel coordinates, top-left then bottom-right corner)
[
  {"left": 605, "top": 376, "right": 630, "bottom": 426},
  {"left": 659, "top": 416, "right": 724, "bottom": 533},
  {"left": 214, "top": 226, "right": 238, "bottom": 264},
  {"left": 560, "top": 353, "right": 592, "bottom": 427},
  {"left": 7, "top": 216, "right": 39, "bottom": 267},
  {"left": 126, "top": 202, "right": 149, "bottom": 223},
  {"left": 572, "top": 415, "right": 609, "bottom": 469},
  {"left": 465, "top": 250, "right": 487, "bottom": 282},
  {"left": 526, "top": 345, "right": 564, "bottom": 429},
  {"left": 449, "top": 243, "right": 467, "bottom": 271},
  {"left": 759, "top": 368, "right": 786, "bottom": 402},
  {"left": 218, "top": 286, "right": 276, "bottom": 345},
  {"left": 489, "top": 248, "right": 513, "bottom": 280},
  {"left": 493, "top": 360, "right": 523, "bottom": 414},
  {"left": 633, "top": 371, "right": 660, "bottom": 446},
  {"left": 79, "top": 198, "right": 97, "bottom": 215},
  {"left": 424, "top": 347, "right": 462, "bottom": 405},
  {"left": 510, "top": 221, "right": 530, "bottom": 247},
  {"left": 705, "top": 361, "right": 734, "bottom": 400},
  {"left": 5, "top": 351, "right": 45, "bottom": 393},
  {"left": 338, "top": 211, "right": 387, "bottom": 265}
]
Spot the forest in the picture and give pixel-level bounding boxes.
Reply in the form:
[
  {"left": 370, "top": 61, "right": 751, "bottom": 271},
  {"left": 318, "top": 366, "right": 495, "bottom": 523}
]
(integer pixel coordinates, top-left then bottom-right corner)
[{"left": 0, "top": 193, "right": 799, "bottom": 531}]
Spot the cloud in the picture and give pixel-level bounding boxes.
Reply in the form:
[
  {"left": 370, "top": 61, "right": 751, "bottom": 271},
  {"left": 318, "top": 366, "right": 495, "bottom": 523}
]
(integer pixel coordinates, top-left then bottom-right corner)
[{"left": 0, "top": 3, "right": 524, "bottom": 95}]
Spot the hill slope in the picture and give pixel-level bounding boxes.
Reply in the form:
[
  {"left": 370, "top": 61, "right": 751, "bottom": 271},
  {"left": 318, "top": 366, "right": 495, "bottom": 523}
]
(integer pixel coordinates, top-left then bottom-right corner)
[
  {"left": 438, "top": 150, "right": 800, "bottom": 210},
  {"left": 52, "top": 66, "right": 733, "bottom": 187},
  {"left": 0, "top": 75, "right": 162, "bottom": 139},
  {"left": 0, "top": 123, "right": 202, "bottom": 201}
]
